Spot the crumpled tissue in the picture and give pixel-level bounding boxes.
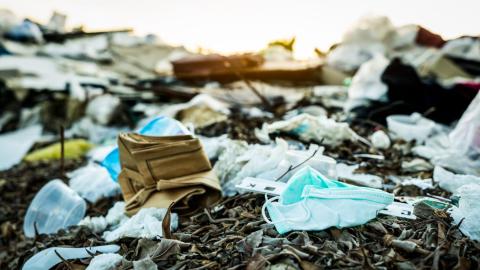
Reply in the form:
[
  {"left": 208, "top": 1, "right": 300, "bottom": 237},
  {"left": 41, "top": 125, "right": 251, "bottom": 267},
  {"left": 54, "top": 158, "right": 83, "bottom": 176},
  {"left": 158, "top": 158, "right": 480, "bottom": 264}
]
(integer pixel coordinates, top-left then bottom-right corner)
[{"left": 102, "top": 208, "right": 178, "bottom": 242}]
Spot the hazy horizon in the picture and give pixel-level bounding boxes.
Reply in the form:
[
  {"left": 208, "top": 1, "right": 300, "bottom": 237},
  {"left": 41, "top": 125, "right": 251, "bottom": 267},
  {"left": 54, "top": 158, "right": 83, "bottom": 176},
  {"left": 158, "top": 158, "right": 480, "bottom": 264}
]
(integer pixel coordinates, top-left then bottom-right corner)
[{"left": 1, "top": 0, "right": 479, "bottom": 58}]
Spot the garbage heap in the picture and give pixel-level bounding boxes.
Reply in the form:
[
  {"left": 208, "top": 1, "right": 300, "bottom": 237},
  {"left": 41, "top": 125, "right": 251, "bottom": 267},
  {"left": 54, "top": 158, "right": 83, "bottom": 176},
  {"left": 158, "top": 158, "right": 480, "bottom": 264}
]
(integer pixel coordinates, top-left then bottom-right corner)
[{"left": 0, "top": 12, "right": 479, "bottom": 270}]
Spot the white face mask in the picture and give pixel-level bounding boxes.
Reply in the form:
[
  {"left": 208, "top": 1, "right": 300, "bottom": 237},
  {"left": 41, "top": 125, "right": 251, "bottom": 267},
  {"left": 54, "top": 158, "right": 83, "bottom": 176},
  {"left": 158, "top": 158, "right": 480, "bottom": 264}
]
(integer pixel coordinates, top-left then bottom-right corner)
[{"left": 262, "top": 166, "right": 394, "bottom": 234}]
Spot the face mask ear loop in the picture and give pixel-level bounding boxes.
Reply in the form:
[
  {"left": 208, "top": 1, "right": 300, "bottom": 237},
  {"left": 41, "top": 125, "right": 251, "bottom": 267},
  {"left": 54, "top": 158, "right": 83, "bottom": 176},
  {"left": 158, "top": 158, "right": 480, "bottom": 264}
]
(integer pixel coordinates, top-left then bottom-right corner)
[{"left": 262, "top": 195, "right": 280, "bottom": 224}]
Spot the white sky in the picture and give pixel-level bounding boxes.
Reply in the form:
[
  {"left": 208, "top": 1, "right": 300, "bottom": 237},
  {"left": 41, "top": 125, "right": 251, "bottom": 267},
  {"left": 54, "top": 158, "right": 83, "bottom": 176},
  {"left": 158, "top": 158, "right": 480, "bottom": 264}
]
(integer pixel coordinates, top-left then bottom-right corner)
[{"left": 1, "top": 0, "right": 479, "bottom": 58}]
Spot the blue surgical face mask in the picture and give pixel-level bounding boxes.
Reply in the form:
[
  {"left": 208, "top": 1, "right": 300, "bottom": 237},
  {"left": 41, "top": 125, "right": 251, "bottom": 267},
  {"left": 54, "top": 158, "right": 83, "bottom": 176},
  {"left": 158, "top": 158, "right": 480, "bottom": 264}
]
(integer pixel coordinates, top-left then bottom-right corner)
[{"left": 262, "top": 166, "right": 393, "bottom": 234}]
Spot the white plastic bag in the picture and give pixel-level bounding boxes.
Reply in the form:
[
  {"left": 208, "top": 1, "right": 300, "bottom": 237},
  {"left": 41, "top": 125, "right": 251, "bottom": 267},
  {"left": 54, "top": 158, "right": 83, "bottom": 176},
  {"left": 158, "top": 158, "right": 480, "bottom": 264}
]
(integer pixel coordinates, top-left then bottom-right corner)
[
  {"left": 449, "top": 92, "right": 480, "bottom": 158},
  {"left": 434, "top": 166, "right": 480, "bottom": 193},
  {"left": 348, "top": 54, "right": 389, "bottom": 102},
  {"left": 451, "top": 184, "right": 480, "bottom": 241}
]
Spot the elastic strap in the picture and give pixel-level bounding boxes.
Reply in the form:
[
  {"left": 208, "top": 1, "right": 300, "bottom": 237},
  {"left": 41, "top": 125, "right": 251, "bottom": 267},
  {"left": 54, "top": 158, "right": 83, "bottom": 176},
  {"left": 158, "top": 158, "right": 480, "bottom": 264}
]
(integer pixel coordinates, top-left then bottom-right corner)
[
  {"left": 261, "top": 195, "right": 312, "bottom": 225},
  {"left": 261, "top": 194, "right": 279, "bottom": 224}
]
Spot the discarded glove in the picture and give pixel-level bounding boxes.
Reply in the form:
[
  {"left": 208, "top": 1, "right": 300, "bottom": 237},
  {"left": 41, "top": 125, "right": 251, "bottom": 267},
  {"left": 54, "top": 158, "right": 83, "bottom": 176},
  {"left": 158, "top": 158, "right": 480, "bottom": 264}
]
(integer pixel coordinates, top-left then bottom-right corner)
[
  {"left": 118, "top": 133, "right": 221, "bottom": 216},
  {"left": 263, "top": 166, "right": 393, "bottom": 234}
]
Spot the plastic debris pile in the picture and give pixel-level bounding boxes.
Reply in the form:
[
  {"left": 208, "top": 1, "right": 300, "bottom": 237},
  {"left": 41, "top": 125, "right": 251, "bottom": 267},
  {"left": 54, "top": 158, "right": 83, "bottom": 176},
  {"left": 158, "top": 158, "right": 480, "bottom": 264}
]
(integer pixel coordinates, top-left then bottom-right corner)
[{"left": 0, "top": 11, "right": 479, "bottom": 270}]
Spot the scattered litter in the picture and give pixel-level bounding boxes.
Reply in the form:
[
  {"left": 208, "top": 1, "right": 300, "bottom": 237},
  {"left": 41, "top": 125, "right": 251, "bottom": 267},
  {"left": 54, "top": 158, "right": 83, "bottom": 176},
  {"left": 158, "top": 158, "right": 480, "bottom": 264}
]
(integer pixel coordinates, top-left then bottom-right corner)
[
  {"left": 387, "top": 113, "right": 435, "bottom": 143},
  {"left": 434, "top": 166, "right": 480, "bottom": 193},
  {"left": 353, "top": 153, "right": 385, "bottom": 160},
  {"left": 263, "top": 166, "right": 393, "bottom": 234},
  {"left": 346, "top": 54, "right": 389, "bottom": 110},
  {"left": 101, "top": 116, "right": 189, "bottom": 181},
  {"left": 0, "top": 9, "right": 479, "bottom": 270},
  {"left": 79, "top": 202, "right": 127, "bottom": 234},
  {"left": 401, "top": 178, "right": 434, "bottom": 190},
  {"left": 86, "top": 94, "right": 122, "bottom": 125},
  {"left": 86, "top": 253, "right": 123, "bottom": 270},
  {"left": 133, "top": 258, "right": 157, "bottom": 270},
  {"left": 5, "top": 19, "right": 43, "bottom": 43},
  {"left": 0, "top": 125, "right": 42, "bottom": 171},
  {"left": 256, "top": 114, "right": 364, "bottom": 146},
  {"left": 236, "top": 177, "right": 287, "bottom": 195},
  {"left": 450, "top": 184, "right": 480, "bottom": 241},
  {"left": 379, "top": 202, "right": 416, "bottom": 220},
  {"left": 160, "top": 94, "right": 230, "bottom": 128},
  {"left": 67, "top": 163, "right": 121, "bottom": 203},
  {"left": 370, "top": 130, "right": 391, "bottom": 149},
  {"left": 23, "top": 179, "right": 86, "bottom": 237},
  {"left": 117, "top": 133, "right": 221, "bottom": 216},
  {"left": 401, "top": 158, "right": 433, "bottom": 173},
  {"left": 24, "top": 139, "right": 94, "bottom": 162},
  {"left": 103, "top": 208, "right": 178, "bottom": 242},
  {"left": 336, "top": 163, "right": 384, "bottom": 188},
  {"left": 448, "top": 92, "right": 480, "bottom": 160},
  {"left": 22, "top": 245, "right": 119, "bottom": 270}
]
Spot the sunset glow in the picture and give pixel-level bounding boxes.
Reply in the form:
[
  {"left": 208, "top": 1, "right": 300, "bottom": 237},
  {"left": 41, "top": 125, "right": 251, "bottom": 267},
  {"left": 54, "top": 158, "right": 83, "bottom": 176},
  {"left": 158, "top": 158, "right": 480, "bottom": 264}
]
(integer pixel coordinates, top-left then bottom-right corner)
[{"left": 1, "top": 0, "right": 479, "bottom": 58}]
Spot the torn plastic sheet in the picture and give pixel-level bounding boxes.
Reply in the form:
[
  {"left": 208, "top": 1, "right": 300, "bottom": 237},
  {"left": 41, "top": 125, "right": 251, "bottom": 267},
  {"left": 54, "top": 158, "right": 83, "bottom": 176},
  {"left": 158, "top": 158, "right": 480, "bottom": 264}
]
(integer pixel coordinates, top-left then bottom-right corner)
[
  {"left": 434, "top": 166, "right": 480, "bottom": 194},
  {"left": 412, "top": 93, "right": 480, "bottom": 176},
  {"left": 67, "top": 163, "right": 121, "bottom": 203},
  {"left": 256, "top": 113, "right": 364, "bottom": 146},
  {"left": 387, "top": 113, "right": 435, "bottom": 143},
  {"left": 450, "top": 184, "right": 480, "bottom": 241},
  {"left": 22, "top": 245, "right": 119, "bottom": 270},
  {"left": 86, "top": 253, "right": 123, "bottom": 270},
  {"left": 401, "top": 178, "right": 434, "bottom": 190},
  {"left": 0, "top": 125, "right": 42, "bottom": 171},
  {"left": 448, "top": 92, "right": 480, "bottom": 159},
  {"left": 336, "top": 163, "right": 383, "bottom": 189}
]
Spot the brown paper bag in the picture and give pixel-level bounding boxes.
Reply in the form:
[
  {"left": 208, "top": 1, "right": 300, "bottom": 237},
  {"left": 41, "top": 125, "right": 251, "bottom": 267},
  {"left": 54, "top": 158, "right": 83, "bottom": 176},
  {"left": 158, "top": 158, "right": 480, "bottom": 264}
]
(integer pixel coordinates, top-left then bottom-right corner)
[{"left": 117, "top": 133, "right": 221, "bottom": 216}]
